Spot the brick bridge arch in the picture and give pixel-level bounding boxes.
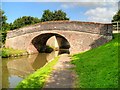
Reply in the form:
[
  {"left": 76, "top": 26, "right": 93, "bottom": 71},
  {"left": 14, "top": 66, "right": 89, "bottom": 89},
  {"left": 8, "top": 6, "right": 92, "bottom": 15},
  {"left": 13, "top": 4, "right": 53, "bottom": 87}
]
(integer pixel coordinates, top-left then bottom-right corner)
[
  {"left": 5, "top": 21, "right": 113, "bottom": 54},
  {"left": 31, "top": 33, "right": 70, "bottom": 53}
]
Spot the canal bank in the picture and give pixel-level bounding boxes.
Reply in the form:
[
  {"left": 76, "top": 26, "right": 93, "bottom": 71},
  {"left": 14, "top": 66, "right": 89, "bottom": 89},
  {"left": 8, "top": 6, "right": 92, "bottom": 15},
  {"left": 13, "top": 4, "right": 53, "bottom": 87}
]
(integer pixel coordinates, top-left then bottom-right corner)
[
  {"left": 15, "top": 54, "right": 76, "bottom": 89},
  {"left": 1, "top": 48, "right": 28, "bottom": 58},
  {"left": 1, "top": 51, "right": 59, "bottom": 88},
  {"left": 1, "top": 49, "right": 69, "bottom": 89},
  {"left": 15, "top": 55, "right": 59, "bottom": 89}
]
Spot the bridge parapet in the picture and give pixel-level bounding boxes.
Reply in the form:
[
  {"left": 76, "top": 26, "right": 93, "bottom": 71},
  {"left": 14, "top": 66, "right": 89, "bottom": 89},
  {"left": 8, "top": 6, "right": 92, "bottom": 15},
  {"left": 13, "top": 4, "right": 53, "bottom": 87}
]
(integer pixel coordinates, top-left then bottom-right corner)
[{"left": 7, "top": 21, "right": 112, "bottom": 39}]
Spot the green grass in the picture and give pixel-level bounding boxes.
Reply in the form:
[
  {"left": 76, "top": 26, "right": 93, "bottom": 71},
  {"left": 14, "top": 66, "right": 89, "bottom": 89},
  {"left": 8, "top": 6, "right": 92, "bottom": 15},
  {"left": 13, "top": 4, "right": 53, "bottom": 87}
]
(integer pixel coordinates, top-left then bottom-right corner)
[
  {"left": 1, "top": 48, "right": 27, "bottom": 58},
  {"left": 71, "top": 33, "right": 119, "bottom": 88},
  {"left": 15, "top": 56, "right": 59, "bottom": 89}
]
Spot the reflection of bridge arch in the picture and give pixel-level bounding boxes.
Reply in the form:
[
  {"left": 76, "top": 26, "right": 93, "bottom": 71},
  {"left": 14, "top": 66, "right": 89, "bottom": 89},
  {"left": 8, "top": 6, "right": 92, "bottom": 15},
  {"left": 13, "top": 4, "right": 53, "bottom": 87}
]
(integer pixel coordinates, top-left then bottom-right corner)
[
  {"left": 31, "top": 33, "right": 70, "bottom": 53},
  {"left": 5, "top": 21, "right": 113, "bottom": 54},
  {"left": 6, "top": 51, "right": 59, "bottom": 77}
]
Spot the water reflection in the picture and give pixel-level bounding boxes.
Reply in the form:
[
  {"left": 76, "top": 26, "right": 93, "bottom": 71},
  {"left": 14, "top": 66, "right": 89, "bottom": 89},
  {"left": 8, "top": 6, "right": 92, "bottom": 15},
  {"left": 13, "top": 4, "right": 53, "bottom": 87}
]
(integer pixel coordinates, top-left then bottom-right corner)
[
  {"left": 9, "top": 76, "right": 23, "bottom": 88},
  {"left": 2, "top": 49, "right": 69, "bottom": 88}
]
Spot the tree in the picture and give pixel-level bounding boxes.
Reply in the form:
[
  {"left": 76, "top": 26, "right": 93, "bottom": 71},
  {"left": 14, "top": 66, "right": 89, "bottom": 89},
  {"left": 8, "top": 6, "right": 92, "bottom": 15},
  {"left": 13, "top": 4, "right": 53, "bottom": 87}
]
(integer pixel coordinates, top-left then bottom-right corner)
[
  {"left": 41, "top": 10, "right": 54, "bottom": 22},
  {"left": 41, "top": 9, "right": 69, "bottom": 22},
  {"left": 12, "top": 16, "right": 41, "bottom": 29},
  {"left": 0, "top": 9, "right": 10, "bottom": 31},
  {"left": 0, "top": 9, "right": 10, "bottom": 44},
  {"left": 0, "top": 9, "right": 7, "bottom": 25},
  {"left": 112, "top": 10, "right": 120, "bottom": 22},
  {"left": 53, "top": 10, "right": 69, "bottom": 20}
]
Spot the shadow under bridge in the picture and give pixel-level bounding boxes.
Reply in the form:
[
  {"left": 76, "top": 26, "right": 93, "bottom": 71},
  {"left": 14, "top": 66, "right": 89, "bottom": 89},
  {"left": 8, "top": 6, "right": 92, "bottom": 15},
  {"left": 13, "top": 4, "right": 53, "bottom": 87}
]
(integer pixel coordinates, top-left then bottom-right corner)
[{"left": 31, "top": 33, "right": 70, "bottom": 53}]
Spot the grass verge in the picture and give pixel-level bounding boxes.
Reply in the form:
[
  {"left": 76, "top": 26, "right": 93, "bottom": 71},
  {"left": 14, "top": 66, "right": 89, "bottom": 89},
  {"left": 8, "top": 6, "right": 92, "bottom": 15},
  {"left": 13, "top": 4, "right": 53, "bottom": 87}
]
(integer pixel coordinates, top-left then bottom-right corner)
[
  {"left": 1, "top": 48, "right": 27, "bottom": 58},
  {"left": 71, "top": 33, "right": 119, "bottom": 88},
  {"left": 15, "top": 56, "right": 59, "bottom": 89}
]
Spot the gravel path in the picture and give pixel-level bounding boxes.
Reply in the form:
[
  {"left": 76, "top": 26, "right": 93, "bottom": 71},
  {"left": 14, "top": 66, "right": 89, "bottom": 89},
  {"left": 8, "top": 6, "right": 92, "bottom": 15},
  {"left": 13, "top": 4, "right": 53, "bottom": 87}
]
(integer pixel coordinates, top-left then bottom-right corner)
[{"left": 43, "top": 54, "right": 76, "bottom": 89}]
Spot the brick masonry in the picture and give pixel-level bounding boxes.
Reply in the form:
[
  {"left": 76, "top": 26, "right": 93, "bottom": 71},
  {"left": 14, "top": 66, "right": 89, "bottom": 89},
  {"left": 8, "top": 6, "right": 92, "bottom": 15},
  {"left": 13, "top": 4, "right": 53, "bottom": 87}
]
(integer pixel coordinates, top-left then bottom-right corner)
[{"left": 5, "top": 21, "right": 113, "bottom": 54}]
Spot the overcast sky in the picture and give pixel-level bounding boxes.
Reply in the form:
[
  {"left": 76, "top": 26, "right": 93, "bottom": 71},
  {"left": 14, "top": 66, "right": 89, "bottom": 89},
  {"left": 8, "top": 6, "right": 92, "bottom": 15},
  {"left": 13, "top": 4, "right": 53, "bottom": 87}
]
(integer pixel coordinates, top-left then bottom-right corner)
[{"left": 1, "top": 0, "right": 119, "bottom": 23}]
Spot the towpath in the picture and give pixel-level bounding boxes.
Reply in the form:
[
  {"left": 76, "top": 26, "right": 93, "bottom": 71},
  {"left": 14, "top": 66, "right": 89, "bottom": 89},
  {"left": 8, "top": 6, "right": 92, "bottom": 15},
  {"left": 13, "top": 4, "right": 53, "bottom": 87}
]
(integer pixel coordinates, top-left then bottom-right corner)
[{"left": 43, "top": 54, "right": 76, "bottom": 89}]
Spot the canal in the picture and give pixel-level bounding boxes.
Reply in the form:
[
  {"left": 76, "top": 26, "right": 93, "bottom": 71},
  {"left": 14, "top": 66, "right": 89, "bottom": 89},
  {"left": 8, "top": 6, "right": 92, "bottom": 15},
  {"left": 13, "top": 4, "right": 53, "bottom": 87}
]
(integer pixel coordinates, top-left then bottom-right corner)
[{"left": 1, "top": 49, "right": 69, "bottom": 88}]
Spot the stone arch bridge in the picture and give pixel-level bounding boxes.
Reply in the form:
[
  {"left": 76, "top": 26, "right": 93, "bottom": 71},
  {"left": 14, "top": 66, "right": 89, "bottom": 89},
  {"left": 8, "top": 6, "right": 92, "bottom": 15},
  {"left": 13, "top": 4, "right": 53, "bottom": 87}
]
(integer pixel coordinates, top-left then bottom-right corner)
[{"left": 5, "top": 21, "right": 113, "bottom": 54}]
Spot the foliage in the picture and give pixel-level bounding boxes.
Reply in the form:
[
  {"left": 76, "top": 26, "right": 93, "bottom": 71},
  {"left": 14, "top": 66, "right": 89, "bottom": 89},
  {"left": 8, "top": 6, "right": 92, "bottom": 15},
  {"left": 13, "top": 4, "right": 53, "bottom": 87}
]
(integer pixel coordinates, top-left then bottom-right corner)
[
  {"left": 16, "top": 56, "right": 59, "bottom": 89},
  {"left": 71, "top": 33, "right": 119, "bottom": 88},
  {"left": 112, "top": 10, "right": 120, "bottom": 22},
  {"left": 0, "top": 9, "right": 7, "bottom": 26},
  {"left": 11, "top": 16, "right": 41, "bottom": 30},
  {"left": 53, "top": 10, "right": 69, "bottom": 20},
  {"left": 1, "top": 48, "right": 27, "bottom": 58},
  {"left": 1, "top": 31, "right": 7, "bottom": 44},
  {"left": 41, "top": 9, "right": 69, "bottom": 22},
  {"left": 0, "top": 9, "right": 10, "bottom": 43},
  {"left": 41, "top": 9, "right": 54, "bottom": 22}
]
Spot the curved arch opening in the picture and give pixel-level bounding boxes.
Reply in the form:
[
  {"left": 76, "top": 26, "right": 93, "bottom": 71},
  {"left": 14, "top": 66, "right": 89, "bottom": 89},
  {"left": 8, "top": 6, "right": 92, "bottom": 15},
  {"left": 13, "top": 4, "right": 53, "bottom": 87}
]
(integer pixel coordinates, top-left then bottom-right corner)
[{"left": 31, "top": 33, "right": 70, "bottom": 54}]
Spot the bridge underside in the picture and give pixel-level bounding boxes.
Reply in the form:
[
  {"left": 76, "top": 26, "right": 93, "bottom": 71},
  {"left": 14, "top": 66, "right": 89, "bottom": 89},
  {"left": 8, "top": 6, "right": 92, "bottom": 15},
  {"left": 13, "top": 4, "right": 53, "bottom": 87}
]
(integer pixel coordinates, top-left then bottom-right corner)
[{"left": 31, "top": 33, "right": 70, "bottom": 53}]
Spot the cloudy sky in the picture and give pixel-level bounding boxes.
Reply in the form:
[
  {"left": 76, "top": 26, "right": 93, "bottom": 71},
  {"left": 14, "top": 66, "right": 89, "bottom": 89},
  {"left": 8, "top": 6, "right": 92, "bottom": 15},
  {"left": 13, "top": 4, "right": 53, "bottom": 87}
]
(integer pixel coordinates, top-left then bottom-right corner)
[{"left": 1, "top": 0, "right": 119, "bottom": 23}]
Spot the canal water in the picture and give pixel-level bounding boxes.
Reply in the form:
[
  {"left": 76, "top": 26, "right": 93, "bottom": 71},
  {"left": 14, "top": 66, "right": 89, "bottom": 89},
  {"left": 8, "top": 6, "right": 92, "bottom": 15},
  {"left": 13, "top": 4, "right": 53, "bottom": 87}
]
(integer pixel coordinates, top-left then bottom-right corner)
[{"left": 1, "top": 50, "right": 69, "bottom": 88}]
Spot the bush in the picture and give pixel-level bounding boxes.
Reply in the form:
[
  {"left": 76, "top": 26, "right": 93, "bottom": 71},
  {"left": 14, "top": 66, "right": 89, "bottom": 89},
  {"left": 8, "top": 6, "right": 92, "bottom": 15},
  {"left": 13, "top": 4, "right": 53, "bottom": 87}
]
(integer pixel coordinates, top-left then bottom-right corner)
[
  {"left": 1, "top": 48, "right": 27, "bottom": 58},
  {"left": 1, "top": 49, "right": 9, "bottom": 58}
]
